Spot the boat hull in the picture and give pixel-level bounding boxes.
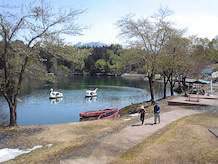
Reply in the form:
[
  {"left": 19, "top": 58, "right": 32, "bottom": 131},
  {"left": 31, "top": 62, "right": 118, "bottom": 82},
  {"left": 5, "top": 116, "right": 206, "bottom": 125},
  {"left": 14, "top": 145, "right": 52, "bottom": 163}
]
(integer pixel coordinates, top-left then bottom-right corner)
[
  {"left": 85, "top": 94, "right": 97, "bottom": 97},
  {"left": 49, "top": 96, "right": 63, "bottom": 99},
  {"left": 80, "top": 108, "right": 115, "bottom": 117},
  {"left": 98, "top": 108, "right": 119, "bottom": 120}
]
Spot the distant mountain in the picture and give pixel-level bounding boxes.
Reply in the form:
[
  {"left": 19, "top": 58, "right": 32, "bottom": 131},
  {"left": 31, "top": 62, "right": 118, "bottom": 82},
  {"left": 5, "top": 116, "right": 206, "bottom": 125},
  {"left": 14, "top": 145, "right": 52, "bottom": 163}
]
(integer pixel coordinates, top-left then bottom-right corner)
[{"left": 73, "top": 42, "right": 108, "bottom": 47}]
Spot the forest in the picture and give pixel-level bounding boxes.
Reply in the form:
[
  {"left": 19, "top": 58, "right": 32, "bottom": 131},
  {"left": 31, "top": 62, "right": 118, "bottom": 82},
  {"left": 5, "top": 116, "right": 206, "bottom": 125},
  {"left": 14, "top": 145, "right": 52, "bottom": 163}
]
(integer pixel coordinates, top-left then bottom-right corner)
[
  {"left": 0, "top": 0, "right": 218, "bottom": 126},
  {"left": 32, "top": 37, "right": 218, "bottom": 78}
]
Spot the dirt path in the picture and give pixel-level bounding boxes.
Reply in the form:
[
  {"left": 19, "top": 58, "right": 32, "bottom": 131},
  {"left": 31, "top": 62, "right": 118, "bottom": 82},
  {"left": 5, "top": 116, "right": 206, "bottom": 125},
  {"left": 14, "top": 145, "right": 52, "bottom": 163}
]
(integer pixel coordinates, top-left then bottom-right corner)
[{"left": 59, "top": 107, "right": 201, "bottom": 164}]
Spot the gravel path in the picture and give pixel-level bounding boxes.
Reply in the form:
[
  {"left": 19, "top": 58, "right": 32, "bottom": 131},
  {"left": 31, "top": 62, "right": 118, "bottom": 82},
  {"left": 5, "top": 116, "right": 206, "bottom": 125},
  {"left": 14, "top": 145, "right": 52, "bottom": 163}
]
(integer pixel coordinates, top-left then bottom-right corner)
[{"left": 60, "top": 107, "right": 201, "bottom": 164}]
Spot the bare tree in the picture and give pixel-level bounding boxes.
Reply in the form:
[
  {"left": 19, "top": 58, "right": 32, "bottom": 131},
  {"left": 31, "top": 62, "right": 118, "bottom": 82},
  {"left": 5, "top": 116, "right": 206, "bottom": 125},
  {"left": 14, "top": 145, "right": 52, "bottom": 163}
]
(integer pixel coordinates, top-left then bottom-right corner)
[
  {"left": 159, "top": 34, "right": 189, "bottom": 97},
  {"left": 117, "top": 8, "right": 174, "bottom": 102},
  {"left": 0, "top": 0, "right": 86, "bottom": 126}
]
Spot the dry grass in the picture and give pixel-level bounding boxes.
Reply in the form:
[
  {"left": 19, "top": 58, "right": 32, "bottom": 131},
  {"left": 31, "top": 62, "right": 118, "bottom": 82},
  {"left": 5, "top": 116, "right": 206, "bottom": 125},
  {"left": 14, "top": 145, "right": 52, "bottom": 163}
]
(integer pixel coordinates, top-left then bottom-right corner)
[
  {"left": 1, "top": 116, "right": 140, "bottom": 164},
  {"left": 113, "top": 112, "right": 218, "bottom": 164}
]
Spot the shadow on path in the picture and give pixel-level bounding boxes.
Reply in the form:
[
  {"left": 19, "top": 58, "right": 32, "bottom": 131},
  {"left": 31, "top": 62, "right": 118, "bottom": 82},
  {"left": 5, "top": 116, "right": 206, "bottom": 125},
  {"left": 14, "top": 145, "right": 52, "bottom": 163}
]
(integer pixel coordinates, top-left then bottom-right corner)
[
  {"left": 144, "top": 123, "right": 154, "bottom": 126},
  {"left": 131, "top": 123, "right": 154, "bottom": 127},
  {"left": 131, "top": 124, "right": 142, "bottom": 127}
]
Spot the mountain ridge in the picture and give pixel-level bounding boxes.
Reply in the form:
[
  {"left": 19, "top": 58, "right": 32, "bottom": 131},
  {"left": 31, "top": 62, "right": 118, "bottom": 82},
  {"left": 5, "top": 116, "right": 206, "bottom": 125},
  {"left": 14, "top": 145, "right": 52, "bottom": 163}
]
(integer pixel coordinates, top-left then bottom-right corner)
[{"left": 69, "top": 41, "right": 109, "bottom": 47}]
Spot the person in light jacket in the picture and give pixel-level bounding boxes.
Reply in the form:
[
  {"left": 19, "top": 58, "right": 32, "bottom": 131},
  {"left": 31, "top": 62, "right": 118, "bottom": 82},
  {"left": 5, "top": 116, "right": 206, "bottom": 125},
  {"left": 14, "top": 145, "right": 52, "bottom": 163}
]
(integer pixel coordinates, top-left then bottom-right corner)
[{"left": 139, "top": 105, "right": 147, "bottom": 125}]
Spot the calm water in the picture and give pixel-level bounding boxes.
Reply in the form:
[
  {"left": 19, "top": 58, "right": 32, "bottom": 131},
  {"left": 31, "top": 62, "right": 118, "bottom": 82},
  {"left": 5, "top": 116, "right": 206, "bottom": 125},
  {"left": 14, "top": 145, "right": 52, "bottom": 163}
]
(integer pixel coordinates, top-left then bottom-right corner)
[{"left": 0, "top": 76, "right": 172, "bottom": 125}]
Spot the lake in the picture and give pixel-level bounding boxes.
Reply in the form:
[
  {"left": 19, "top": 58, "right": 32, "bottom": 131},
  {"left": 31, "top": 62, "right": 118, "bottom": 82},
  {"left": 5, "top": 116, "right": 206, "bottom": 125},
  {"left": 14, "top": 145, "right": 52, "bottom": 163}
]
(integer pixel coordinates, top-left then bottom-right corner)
[{"left": 0, "top": 76, "right": 172, "bottom": 125}]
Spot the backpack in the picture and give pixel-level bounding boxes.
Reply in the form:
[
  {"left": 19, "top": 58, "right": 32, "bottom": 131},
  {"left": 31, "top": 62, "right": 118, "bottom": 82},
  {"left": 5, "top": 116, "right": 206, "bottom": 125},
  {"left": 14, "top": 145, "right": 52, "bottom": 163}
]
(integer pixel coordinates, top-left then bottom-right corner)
[{"left": 140, "top": 108, "right": 145, "bottom": 114}]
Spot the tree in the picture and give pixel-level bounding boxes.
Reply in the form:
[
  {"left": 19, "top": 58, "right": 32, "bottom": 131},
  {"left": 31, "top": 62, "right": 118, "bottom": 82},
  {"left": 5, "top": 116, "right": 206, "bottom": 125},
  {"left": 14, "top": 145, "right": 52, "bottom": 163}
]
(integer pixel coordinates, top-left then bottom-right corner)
[
  {"left": 119, "top": 48, "right": 145, "bottom": 74},
  {"left": 208, "top": 36, "right": 218, "bottom": 63},
  {"left": 94, "top": 59, "right": 108, "bottom": 73},
  {"left": 117, "top": 8, "right": 175, "bottom": 102},
  {"left": 0, "top": 0, "right": 85, "bottom": 126},
  {"left": 83, "top": 45, "right": 123, "bottom": 75},
  {"left": 160, "top": 36, "right": 190, "bottom": 97},
  {"left": 42, "top": 38, "right": 92, "bottom": 74},
  {"left": 188, "top": 37, "right": 214, "bottom": 79}
]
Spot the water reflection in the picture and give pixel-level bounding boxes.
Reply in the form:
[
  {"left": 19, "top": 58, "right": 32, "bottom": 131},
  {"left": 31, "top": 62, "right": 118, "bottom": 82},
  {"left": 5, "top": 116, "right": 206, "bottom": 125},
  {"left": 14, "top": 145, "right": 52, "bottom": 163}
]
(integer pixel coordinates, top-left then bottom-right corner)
[
  {"left": 85, "top": 97, "right": 97, "bottom": 103},
  {"left": 50, "top": 98, "right": 63, "bottom": 104}
]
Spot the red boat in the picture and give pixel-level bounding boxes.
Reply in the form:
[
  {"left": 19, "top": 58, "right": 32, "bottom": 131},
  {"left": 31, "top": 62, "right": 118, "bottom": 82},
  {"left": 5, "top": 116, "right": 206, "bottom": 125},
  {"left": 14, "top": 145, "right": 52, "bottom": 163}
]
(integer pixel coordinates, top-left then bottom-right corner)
[
  {"left": 80, "top": 108, "right": 115, "bottom": 117},
  {"left": 98, "top": 108, "right": 119, "bottom": 120}
]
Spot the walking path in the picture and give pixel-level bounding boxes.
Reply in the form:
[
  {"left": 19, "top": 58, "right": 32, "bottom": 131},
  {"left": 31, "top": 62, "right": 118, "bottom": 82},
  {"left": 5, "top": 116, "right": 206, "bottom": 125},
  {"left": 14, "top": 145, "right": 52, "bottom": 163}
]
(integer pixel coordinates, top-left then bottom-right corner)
[{"left": 60, "top": 107, "right": 201, "bottom": 164}]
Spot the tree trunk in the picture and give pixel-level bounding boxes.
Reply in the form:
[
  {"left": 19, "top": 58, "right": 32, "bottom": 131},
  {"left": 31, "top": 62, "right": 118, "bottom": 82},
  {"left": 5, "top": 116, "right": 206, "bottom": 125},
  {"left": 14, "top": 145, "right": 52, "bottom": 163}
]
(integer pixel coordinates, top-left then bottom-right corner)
[
  {"left": 148, "top": 75, "right": 154, "bottom": 103},
  {"left": 166, "top": 73, "right": 174, "bottom": 96},
  {"left": 177, "top": 80, "right": 184, "bottom": 93},
  {"left": 169, "top": 76, "right": 174, "bottom": 96},
  {"left": 163, "top": 76, "right": 167, "bottom": 99},
  {"left": 170, "top": 80, "right": 174, "bottom": 96},
  {"left": 182, "top": 77, "right": 187, "bottom": 87},
  {"left": 9, "top": 102, "right": 17, "bottom": 126},
  {"left": 170, "top": 82, "right": 174, "bottom": 95}
]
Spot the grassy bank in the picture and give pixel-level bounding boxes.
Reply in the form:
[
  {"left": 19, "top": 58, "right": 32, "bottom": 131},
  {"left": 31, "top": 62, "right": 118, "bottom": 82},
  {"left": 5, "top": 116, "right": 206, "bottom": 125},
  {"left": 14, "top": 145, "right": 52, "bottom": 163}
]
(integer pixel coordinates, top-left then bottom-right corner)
[
  {"left": 119, "top": 94, "right": 176, "bottom": 116},
  {"left": 1, "top": 115, "right": 141, "bottom": 164},
  {"left": 113, "top": 112, "right": 218, "bottom": 164},
  {"left": 0, "top": 95, "right": 174, "bottom": 163}
]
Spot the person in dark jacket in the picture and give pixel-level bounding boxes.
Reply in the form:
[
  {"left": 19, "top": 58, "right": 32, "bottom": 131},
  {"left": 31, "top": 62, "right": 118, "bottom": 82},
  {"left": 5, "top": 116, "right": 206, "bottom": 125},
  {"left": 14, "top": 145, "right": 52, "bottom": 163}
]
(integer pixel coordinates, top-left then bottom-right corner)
[
  {"left": 139, "top": 105, "right": 147, "bottom": 125},
  {"left": 154, "top": 102, "right": 161, "bottom": 124}
]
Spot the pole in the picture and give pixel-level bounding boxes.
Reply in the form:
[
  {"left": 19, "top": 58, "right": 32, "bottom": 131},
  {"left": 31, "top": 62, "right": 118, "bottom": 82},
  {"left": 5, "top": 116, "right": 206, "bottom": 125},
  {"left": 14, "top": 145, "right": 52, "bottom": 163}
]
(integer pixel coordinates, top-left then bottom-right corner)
[{"left": 210, "top": 79, "right": 213, "bottom": 94}]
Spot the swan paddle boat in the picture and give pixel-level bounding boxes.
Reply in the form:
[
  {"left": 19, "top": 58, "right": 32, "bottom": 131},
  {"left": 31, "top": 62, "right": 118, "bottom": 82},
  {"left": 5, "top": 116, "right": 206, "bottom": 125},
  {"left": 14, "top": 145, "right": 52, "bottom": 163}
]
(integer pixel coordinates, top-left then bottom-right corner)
[
  {"left": 49, "top": 88, "right": 63, "bottom": 99},
  {"left": 85, "top": 88, "right": 98, "bottom": 97}
]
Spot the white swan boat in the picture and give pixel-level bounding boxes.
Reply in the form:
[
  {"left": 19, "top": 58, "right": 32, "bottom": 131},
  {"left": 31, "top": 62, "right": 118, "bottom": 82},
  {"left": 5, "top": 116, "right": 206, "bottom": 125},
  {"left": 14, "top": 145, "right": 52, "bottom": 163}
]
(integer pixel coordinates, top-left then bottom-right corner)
[
  {"left": 85, "top": 88, "right": 98, "bottom": 97},
  {"left": 49, "top": 88, "right": 63, "bottom": 99}
]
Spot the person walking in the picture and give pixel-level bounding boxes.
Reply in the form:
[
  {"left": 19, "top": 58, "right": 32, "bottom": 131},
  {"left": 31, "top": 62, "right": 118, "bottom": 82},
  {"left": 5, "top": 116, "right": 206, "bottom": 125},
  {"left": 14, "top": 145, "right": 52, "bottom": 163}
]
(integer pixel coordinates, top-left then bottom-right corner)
[
  {"left": 139, "top": 105, "right": 147, "bottom": 125},
  {"left": 154, "top": 102, "right": 161, "bottom": 124}
]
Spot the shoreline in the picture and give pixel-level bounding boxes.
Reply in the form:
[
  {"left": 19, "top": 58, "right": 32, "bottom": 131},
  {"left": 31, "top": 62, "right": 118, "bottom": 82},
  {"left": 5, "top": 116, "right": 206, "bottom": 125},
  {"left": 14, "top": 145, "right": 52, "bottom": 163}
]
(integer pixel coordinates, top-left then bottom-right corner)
[
  {"left": 0, "top": 83, "right": 217, "bottom": 163},
  {"left": 0, "top": 92, "right": 179, "bottom": 163}
]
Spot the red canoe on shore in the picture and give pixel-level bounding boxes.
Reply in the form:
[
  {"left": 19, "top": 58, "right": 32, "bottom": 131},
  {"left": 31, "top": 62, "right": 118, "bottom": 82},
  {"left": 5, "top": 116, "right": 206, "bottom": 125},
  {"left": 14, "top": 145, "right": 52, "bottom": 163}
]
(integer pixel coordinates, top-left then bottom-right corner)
[
  {"left": 98, "top": 108, "right": 119, "bottom": 120},
  {"left": 80, "top": 108, "right": 115, "bottom": 117}
]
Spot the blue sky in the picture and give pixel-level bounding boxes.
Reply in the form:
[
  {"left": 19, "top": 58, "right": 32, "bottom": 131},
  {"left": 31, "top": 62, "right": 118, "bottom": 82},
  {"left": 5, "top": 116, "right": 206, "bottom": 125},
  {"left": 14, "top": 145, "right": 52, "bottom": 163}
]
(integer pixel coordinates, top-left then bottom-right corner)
[{"left": 3, "top": 0, "right": 218, "bottom": 45}]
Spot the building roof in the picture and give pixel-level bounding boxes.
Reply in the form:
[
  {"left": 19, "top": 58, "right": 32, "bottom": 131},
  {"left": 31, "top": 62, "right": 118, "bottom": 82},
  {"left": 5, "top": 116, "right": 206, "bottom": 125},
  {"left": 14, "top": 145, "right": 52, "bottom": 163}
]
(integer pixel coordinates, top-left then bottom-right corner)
[{"left": 185, "top": 79, "right": 210, "bottom": 84}]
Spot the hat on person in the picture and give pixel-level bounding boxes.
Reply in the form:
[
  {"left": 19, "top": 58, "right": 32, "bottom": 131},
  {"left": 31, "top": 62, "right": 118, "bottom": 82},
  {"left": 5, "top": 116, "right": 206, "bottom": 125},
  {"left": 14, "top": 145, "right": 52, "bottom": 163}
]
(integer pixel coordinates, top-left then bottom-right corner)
[{"left": 140, "top": 105, "right": 144, "bottom": 109}]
